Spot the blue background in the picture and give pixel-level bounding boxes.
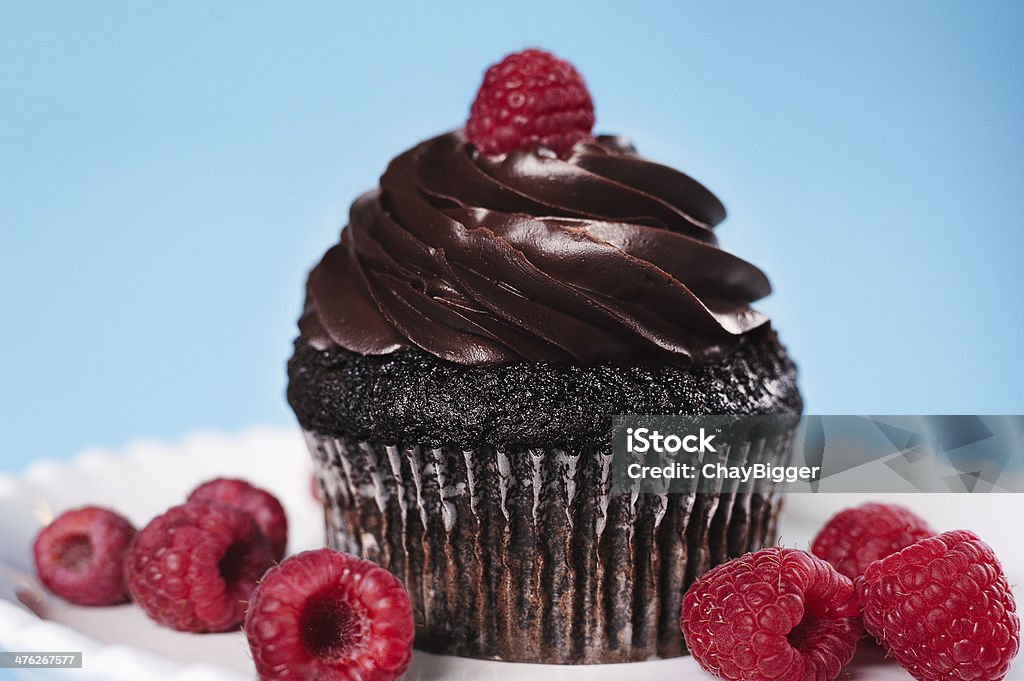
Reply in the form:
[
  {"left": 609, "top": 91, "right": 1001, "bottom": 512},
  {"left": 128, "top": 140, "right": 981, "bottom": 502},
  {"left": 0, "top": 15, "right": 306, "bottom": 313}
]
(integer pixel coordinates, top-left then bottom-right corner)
[{"left": 2, "top": 1, "right": 1023, "bottom": 472}]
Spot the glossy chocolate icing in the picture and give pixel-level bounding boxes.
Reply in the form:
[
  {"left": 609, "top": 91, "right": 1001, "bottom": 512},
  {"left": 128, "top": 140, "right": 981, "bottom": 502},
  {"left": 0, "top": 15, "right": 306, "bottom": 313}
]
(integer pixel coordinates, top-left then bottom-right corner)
[{"left": 300, "top": 132, "right": 771, "bottom": 366}]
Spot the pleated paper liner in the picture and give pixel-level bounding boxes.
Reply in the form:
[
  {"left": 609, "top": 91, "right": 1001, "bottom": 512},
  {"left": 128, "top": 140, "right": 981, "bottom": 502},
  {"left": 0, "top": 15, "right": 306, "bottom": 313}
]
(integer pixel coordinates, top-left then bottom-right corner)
[{"left": 305, "top": 428, "right": 792, "bottom": 664}]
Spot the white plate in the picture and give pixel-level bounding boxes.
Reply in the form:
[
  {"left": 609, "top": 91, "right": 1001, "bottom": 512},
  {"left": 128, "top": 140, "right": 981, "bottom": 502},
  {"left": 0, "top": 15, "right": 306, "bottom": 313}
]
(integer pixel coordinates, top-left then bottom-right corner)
[{"left": 1, "top": 427, "right": 1021, "bottom": 680}]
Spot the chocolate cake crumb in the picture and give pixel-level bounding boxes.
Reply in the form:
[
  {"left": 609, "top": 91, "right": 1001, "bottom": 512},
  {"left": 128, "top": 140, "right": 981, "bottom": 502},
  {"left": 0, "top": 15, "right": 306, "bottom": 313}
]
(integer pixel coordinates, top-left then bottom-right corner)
[{"left": 287, "top": 328, "right": 801, "bottom": 449}]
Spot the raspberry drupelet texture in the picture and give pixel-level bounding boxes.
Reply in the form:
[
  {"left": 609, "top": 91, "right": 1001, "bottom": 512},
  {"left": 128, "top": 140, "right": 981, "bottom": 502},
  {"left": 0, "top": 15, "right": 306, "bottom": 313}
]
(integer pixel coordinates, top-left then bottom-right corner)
[
  {"left": 125, "top": 501, "right": 274, "bottom": 632},
  {"left": 858, "top": 530, "right": 1020, "bottom": 681},
  {"left": 188, "top": 477, "right": 289, "bottom": 561},
  {"left": 245, "top": 548, "right": 413, "bottom": 681},
  {"left": 465, "top": 48, "right": 595, "bottom": 156},
  {"left": 812, "top": 502, "right": 934, "bottom": 580},
  {"left": 33, "top": 506, "right": 136, "bottom": 606},
  {"left": 681, "top": 547, "right": 862, "bottom": 681}
]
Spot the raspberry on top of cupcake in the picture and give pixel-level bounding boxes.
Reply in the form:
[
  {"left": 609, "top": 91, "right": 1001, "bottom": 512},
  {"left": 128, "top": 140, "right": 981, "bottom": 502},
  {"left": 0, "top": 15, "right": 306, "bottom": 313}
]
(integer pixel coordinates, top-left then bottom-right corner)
[{"left": 465, "top": 48, "right": 595, "bottom": 156}]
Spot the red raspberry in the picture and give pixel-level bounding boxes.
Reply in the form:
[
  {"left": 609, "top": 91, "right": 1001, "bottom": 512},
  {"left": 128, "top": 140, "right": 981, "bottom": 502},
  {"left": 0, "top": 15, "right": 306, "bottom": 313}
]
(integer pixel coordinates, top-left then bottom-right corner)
[
  {"left": 858, "top": 530, "right": 1020, "bottom": 681},
  {"left": 33, "top": 506, "right": 136, "bottom": 606},
  {"left": 465, "top": 48, "right": 595, "bottom": 156},
  {"left": 245, "top": 548, "right": 413, "bottom": 681},
  {"left": 681, "top": 547, "right": 862, "bottom": 681},
  {"left": 125, "top": 501, "right": 274, "bottom": 632},
  {"left": 188, "top": 477, "right": 288, "bottom": 561},
  {"left": 812, "top": 502, "right": 934, "bottom": 580}
]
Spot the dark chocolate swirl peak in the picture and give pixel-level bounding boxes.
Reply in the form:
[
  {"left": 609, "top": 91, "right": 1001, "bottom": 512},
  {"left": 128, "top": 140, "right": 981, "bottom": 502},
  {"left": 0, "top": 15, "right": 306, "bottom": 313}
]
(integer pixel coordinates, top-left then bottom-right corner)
[{"left": 300, "top": 131, "right": 772, "bottom": 366}]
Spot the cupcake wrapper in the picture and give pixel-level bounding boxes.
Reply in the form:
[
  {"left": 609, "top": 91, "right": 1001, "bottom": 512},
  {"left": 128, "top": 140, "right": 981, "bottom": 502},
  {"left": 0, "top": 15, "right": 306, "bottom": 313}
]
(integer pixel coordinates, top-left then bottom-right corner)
[{"left": 305, "top": 429, "right": 791, "bottom": 664}]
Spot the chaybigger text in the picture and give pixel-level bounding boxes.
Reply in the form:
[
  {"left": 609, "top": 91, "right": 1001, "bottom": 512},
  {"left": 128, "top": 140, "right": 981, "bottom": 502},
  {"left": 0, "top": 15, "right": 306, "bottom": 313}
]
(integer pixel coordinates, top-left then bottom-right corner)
[{"left": 626, "top": 461, "right": 821, "bottom": 484}]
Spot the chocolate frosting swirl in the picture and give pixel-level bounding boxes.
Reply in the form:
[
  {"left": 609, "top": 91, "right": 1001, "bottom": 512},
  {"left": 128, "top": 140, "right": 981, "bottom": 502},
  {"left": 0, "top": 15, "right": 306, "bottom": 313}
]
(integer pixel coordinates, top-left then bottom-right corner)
[{"left": 300, "top": 131, "right": 772, "bottom": 366}]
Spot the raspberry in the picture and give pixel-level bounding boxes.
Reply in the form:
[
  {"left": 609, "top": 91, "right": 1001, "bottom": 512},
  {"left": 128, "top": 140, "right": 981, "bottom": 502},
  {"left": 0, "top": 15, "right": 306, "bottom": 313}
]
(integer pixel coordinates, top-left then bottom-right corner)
[
  {"left": 858, "top": 530, "right": 1020, "bottom": 681},
  {"left": 812, "top": 502, "right": 934, "bottom": 580},
  {"left": 33, "top": 506, "right": 136, "bottom": 606},
  {"left": 125, "top": 501, "right": 274, "bottom": 632},
  {"left": 245, "top": 548, "right": 413, "bottom": 681},
  {"left": 188, "top": 477, "right": 288, "bottom": 560},
  {"left": 681, "top": 547, "right": 862, "bottom": 681},
  {"left": 465, "top": 48, "right": 595, "bottom": 156}
]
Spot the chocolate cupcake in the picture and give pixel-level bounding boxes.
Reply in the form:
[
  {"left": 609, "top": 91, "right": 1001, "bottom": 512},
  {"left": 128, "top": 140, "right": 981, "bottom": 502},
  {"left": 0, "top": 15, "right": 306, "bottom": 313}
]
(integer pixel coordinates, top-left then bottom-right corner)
[{"left": 287, "top": 49, "right": 801, "bottom": 664}]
